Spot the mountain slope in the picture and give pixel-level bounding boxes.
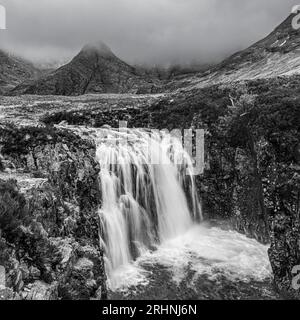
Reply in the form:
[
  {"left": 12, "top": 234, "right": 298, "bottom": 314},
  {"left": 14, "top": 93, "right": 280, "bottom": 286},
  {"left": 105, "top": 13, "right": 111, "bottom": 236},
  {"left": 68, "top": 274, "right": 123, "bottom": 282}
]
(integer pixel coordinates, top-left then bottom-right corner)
[
  {"left": 167, "top": 14, "right": 300, "bottom": 90},
  {"left": 11, "top": 42, "right": 157, "bottom": 95},
  {"left": 0, "top": 50, "right": 41, "bottom": 94}
]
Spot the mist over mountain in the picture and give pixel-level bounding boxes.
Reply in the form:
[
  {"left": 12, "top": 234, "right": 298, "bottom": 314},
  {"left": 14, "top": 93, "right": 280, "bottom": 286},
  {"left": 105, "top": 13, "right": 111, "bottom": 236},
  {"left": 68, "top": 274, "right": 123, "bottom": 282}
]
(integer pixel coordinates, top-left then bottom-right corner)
[
  {"left": 164, "top": 13, "right": 300, "bottom": 90},
  {"left": 0, "top": 49, "right": 41, "bottom": 94},
  {"left": 10, "top": 41, "right": 157, "bottom": 95},
  {"left": 0, "top": 0, "right": 296, "bottom": 66},
  {"left": 4, "top": 12, "right": 300, "bottom": 96}
]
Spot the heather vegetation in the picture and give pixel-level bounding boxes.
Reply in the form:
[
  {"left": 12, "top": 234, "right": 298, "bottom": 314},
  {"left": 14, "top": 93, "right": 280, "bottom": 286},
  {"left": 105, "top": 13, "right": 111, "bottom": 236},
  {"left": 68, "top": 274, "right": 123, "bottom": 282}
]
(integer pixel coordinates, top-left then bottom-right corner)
[{"left": 0, "top": 179, "right": 30, "bottom": 242}]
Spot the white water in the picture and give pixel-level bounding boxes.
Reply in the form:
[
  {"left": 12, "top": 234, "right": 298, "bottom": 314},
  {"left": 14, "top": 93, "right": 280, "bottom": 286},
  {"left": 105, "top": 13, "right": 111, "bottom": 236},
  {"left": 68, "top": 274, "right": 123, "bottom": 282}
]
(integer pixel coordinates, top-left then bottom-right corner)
[
  {"left": 94, "top": 127, "right": 271, "bottom": 292},
  {"left": 95, "top": 128, "right": 201, "bottom": 287},
  {"left": 109, "top": 224, "right": 272, "bottom": 292}
]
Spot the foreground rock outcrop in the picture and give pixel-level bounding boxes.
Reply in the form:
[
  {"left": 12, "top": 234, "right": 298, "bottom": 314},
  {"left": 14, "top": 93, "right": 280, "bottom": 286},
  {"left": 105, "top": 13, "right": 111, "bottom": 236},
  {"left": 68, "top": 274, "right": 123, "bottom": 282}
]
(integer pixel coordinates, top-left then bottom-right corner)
[{"left": 0, "top": 124, "right": 107, "bottom": 300}]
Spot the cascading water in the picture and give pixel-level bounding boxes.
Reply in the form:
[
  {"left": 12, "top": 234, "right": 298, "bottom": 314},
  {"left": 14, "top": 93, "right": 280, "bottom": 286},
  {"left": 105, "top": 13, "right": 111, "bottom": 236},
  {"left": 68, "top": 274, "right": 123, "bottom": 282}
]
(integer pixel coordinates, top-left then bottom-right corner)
[
  {"left": 90, "top": 126, "right": 273, "bottom": 298},
  {"left": 95, "top": 128, "right": 202, "bottom": 287}
]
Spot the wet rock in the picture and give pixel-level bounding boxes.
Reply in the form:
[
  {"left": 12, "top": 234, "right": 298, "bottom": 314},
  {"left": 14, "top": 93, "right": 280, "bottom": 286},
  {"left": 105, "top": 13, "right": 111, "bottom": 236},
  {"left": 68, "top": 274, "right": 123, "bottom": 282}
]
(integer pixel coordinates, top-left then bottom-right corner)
[
  {"left": 22, "top": 281, "right": 58, "bottom": 300},
  {"left": 268, "top": 212, "right": 300, "bottom": 299},
  {"left": 0, "top": 287, "right": 15, "bottom": 300},
  {"left": 231, "top": 148, "right": 269, "bottom": 243},
  {"left": 58, "top": 245, "right": 106, "bottom": 300},
  {"left": 28, "top": 266, "right": 41, "bottom": 281},
  {"left": 59, "top": 257, "right": 96, "bottom": 300}
]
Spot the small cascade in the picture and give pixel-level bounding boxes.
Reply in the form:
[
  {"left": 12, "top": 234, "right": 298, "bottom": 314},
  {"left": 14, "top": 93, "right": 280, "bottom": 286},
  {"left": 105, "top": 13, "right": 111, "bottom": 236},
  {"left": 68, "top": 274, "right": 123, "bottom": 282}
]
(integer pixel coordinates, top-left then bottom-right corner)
[{"left": 94, "top": 128, "right": 202, "bottom": 284}]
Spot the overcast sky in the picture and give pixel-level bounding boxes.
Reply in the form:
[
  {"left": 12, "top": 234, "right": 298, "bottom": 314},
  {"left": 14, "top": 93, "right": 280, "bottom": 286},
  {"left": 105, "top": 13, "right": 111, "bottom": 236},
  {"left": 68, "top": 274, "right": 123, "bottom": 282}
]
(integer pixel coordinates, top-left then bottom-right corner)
[{"left": 0, "top": 0, "right": 297, "bottom": 66}]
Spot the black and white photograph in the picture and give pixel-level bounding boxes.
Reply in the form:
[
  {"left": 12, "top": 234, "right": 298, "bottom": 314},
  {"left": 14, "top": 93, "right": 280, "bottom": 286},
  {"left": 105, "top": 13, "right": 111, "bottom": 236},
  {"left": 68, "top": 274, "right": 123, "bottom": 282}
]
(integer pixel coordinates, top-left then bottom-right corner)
[{"left": 0, "top": 0, "right": 299, "bottom": 308}]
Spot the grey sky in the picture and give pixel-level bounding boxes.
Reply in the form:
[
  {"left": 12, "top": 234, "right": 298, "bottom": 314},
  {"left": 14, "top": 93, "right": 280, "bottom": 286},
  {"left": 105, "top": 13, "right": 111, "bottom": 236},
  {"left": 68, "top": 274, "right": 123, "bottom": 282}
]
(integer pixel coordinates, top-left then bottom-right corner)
[{"left": 0, "top": 0, "right": 297, "bottom": 66}]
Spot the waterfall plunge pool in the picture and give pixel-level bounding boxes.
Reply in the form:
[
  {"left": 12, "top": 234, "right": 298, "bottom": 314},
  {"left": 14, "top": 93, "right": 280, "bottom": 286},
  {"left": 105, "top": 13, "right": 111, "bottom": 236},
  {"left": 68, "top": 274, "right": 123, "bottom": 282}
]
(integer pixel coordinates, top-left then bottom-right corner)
[
  {"left": 107, "top": 222, "right": 279, "bottom": 300},
  {"left": 90, "top": 127, "right": 279, "bottom": 300}
]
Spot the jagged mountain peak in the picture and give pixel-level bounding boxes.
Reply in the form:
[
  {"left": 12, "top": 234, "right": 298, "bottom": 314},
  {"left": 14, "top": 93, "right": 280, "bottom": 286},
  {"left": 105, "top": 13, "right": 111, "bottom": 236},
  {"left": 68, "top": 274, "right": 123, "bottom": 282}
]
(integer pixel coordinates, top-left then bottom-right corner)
[{"left": 9, "top": 41, "right": 156, "bottom": 95}]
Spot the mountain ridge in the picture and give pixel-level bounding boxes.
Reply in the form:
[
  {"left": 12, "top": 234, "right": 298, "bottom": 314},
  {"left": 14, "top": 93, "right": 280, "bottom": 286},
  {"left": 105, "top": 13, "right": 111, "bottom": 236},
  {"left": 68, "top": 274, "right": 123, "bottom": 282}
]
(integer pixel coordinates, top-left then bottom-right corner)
[
  {"left": 165, "top": 14, "right": 300, "bottom": 91},
  {"left": 3, "top": 14, "right": 300, "bottom": 95},
  {"left": 10, "top": 42, "right": 157, "bottom": 96},
  {"left": 0, "top": 50, "right": 41, "bottom": 94}
]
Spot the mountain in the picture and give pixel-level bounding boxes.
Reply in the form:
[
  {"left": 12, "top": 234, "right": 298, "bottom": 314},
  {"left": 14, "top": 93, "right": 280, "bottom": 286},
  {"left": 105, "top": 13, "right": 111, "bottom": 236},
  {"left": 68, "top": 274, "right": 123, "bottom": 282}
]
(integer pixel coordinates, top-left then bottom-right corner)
[
  {"left": 167, "top": 14, "right": 300, "bottom": 90},
  {"left": 11, "top": 42, "right": 157, "bottom": 95},
  {"left": 0, "top": 50, "right": 41, "bottom": 94},
  {"left": 6, "top": 14, "right": 300, "bottom": 95},
  {"left": 34, "top": 58, "right": 70, "bottom": 72}
]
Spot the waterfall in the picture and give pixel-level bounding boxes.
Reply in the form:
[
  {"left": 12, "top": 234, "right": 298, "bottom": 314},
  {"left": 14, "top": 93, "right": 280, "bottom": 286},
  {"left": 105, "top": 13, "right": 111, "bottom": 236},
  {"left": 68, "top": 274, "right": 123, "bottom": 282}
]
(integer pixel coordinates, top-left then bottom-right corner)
[{"left": 95, "top": 127, "right": 202, "bottom": 284}]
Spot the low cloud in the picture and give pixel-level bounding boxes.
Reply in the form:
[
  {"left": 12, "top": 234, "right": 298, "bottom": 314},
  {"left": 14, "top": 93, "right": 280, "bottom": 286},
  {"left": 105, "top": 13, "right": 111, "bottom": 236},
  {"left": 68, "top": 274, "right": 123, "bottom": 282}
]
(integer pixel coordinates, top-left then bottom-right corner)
[{"left": 0, "top": 0, "right": 296, "bottom": 66}]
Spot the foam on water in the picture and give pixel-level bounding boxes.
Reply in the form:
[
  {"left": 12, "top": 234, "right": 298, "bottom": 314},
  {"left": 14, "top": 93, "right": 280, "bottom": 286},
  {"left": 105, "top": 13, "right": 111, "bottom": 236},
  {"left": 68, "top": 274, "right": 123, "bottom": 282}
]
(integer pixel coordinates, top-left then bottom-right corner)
[
  {"left": 93, "top": 127, "right": 271, "bottom": 293},
  {"left": 110, "top": 224, "right": 272, "bottom": 291}
]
